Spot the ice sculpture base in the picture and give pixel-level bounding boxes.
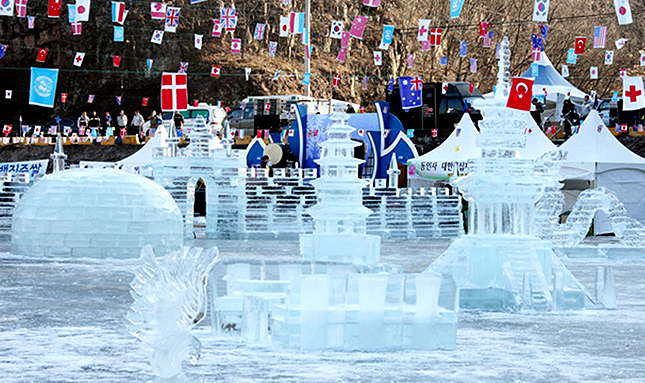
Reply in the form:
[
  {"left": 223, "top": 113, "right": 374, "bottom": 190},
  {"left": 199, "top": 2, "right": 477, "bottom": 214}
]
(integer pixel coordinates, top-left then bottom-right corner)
[
  {"left": 426, "top": 236, "right": 594, "bottom": 312},
  {"left": 300, "top": 233, "right": 381, "bottom": 265}
]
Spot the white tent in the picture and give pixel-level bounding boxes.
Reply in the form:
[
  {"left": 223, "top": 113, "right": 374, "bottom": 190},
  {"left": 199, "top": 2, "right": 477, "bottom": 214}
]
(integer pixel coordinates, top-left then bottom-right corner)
[
  {"left": 520, "top": 52, "right": 586, "bottom": 103},
  {"left": 407, "top": 112, "right": 556, "bottom": 186},
  {"left": 116, "top": 126, "right": 168, "bottom": 170},
  {"left": 558, "top": 110, "right": 645, "bottom": 233}
]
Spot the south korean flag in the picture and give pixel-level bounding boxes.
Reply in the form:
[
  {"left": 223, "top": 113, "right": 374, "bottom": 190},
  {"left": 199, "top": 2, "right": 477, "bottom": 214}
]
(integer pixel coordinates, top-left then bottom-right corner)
[{"left": 330, "top": 20, "right": 343, "bottom": 39}]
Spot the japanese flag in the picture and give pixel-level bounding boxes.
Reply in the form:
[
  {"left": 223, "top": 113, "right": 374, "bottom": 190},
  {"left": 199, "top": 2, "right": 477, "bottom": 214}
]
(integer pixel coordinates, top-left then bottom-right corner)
[
  {"left": 75, "top": 0, "right": 90, "bottom": 22},
  {"left": 623, "top": 76, "right": 645, "bottom": 111},
  {"left": 614, "top": 0, "right": 632, "bottom": 25},
  {"left": 590, "top": 66, "right": 598, "bottom": 79},
  {"left": 506, "top": 77, "right": 534, "bottom": 111},
  {"left": 640, "top": 53, "right": 645, "bottom": 67},
  {"left": 194, "top": 34, "right": 203, "bottom": 50},
  {"left": 160, "top": 72, "right": 188, "bottom": 111},
  {"left": 279, "top": 16, "right": 289, "bottom": 37}
]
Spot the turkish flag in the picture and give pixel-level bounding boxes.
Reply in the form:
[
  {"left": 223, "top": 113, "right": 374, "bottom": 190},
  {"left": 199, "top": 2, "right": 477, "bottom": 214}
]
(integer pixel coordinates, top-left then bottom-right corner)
[
  {"left": 193, "top": 99, "right": 199, "bottom": 107},
  {"left": 3, "top": 125, "right": 12, "bottom": 136},
  {"left": 36, "top": 49, "right": 48, "bottom": 62},
  {"left": 142, "top": 97, "right": 149, "bottom": 106},
  {"left": 160, "top": 72, "right": 188, "bottom": 111},
  {"left": 48, "top": 0, "right": 61, "bottom": 18},
  {"left": 506, "top": 77, "right": 534, "bottom": 111},
  {"left": 574, "top": 37, "right": 586, "bottom": 55},
  {"left": 61, "top": 93, "right": 67, "bottom": 103},
  {"left": 113, "top": 56, "right": 121, "bottom": 67}
]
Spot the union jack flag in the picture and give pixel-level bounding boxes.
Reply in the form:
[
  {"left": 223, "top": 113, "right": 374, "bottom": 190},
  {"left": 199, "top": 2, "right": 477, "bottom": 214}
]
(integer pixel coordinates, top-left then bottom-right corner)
[
  {"left": 178, "top": 62, "right": 188, "bottom": 73},
  {"left": 254, "top": 23, "right": 265, "bottom": 40},
  {"left": 268, "top": 41, "right": 277, "bottom": 57},
  {"left": 165, "top": 7, "right": 180, "bottom": 31},
  {"left": 220, "top": 8, "right": 237, "bottom": 32},
  {"left": 410, "top": 76, "right": 423, "bottom": 91}
]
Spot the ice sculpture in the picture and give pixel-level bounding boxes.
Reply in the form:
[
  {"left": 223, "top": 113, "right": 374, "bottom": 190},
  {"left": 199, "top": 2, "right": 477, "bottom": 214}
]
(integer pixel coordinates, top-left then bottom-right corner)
[
  {"left": 300, "top": 104, "right": 381, "bottom": 264},
  {"left": 426, "top": 37, "right": 603, "bottom": 311},
  {"left": 51, "top": 134, "right": 67, "bottom": 173},
  {"left": 11, "top": 168, "right": 184, "bottom": 258},
  {"left": 128, "top": 245, "right": 218, "bottom": 383}
]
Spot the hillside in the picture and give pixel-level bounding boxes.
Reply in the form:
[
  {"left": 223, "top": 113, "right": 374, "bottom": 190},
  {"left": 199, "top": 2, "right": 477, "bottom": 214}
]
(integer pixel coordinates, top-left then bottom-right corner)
[{"left": 0, "top": 0, "right": 643, "bottom": 126}]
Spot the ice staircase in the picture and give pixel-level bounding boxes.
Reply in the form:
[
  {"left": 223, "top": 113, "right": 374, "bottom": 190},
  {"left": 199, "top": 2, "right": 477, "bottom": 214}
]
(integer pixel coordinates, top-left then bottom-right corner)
[
  {"left": 0, "top": 173, "right": 33, "bottom": 238},
  {"left": 502, "top": 247, "right": 552, "bottom": 311}
]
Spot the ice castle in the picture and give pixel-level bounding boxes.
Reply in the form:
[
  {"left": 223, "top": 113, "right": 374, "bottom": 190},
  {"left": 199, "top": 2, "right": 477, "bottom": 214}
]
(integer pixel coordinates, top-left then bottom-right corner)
[{"left": 425, "top": 37, "right": 607, "bottom": 311}]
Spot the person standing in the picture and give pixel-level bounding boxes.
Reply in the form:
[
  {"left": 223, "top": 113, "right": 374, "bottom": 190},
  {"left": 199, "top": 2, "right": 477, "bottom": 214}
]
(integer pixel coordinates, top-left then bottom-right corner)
[
  {"left": 77, "top": 111, "right": 89, "bottom": 134},
  {"left": 580, "top": 95, "right": 593, "bottom": 119},
  {"left": 131, "top": 110, "right": 145, "bottom": 141},
  {"left": 88, "top": 111, "right": 101, "bottom": 136},
  {"left": 116, "top": 110, "right": 128, "bottom": 136},
  {"left": 530, "top": 98, "right": 544, "bottom": 127},
  {"left": 103, "top": 111, "right": 113, "bottom": 137},
  {"left": 173, "top": 111, "right": 184, "bottom": 133},
  {"left": 148, "top": 110, "right": 159, "bottom": 136}
]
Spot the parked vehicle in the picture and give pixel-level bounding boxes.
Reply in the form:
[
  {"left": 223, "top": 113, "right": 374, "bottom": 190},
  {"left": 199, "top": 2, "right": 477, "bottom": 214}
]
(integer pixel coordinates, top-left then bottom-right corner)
[
  {"left": 597, "top": 97, "right": 645, "bottom": 128},
  {"left": 143, "top": 103, "right": 226, "bottom": 134}
]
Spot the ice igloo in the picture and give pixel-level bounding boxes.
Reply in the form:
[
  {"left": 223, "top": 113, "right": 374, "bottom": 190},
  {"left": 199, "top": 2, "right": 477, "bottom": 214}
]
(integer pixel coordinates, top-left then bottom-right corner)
[{"left": 11, "top": 168, "right": 184, "bottom": 258}]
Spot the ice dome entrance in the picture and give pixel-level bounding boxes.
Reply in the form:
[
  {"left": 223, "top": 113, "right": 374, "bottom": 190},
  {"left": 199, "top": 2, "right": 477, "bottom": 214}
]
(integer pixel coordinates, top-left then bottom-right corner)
[{"left": 11, "top": 168, "right": 184, "bottom": 258}]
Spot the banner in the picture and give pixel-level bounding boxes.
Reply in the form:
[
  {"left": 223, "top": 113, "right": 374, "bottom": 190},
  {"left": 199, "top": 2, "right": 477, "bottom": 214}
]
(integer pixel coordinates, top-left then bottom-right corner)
[
  {"left": 0, "top": 160, "right": 49, "bottom": 176},
  {"left": 29, "top": 67, "right": 58, "bottom": 108}
]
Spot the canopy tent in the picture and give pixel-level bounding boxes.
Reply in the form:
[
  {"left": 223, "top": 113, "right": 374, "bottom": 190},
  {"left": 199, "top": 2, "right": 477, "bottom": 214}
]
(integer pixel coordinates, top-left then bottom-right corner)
[
  {"left": 407, "top": 112, "right": 557, "bottom": 186},
  {"left": 558, "top": 110, "right": 645, "bottom": 233},
  {"left": 520, "top": 52, "right": 586, "bottom": 103}
]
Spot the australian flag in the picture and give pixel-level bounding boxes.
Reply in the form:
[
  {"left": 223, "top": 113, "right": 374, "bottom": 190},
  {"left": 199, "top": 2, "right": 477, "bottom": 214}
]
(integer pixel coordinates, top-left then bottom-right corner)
[
  {"left": 538, "top": 23, "right": 549, "bottom": 40},
  {"left": 399, "top": 76, "right": 422, "bottom": 109},
  {"left": 531, "top": 34, "right": 543, "bottom": 50},
  {"left": 0, "top": 44, "right": 6, "bottom": 59}
]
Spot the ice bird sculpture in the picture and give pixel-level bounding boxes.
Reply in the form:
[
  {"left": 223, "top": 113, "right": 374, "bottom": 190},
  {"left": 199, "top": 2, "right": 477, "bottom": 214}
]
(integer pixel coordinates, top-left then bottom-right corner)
[{"left": 128, "top": 245, "right": 219, "bottom": 383}]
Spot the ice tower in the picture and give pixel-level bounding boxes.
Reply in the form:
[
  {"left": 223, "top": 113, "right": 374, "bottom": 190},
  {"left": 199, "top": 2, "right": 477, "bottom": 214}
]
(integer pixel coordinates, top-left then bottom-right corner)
[
  {"left": 300, "top": 104, "right": 381, "bottom": 264},
  {"left": 425, "top": 37, "right": 599, "bottom": 311}
]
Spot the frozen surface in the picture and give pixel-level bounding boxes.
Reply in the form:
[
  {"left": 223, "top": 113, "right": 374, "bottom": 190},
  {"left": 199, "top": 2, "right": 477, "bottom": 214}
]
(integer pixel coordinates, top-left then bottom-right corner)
[{"left": 1, "top": 238, "right": 645, "bottom": 382}]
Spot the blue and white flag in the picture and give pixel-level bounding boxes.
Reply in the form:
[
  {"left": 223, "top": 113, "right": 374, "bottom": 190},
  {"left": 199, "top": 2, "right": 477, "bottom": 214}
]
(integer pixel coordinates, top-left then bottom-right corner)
[
  {"left": 382, "top": 25, "right": 394, "bottom": 45},
  {"left": 399, "top": 76, "right": 422, "bottom": 109},
  {"left": 387, "top": 78, "right": 394, "bottom": 91},
  {"left": 29, "top": 67, "right": 58, "bottom": 108},
  {"left": 531, "top": 63, "right": 539, "bottom": 76},
  {"left": 147, "top": 58, "right": 153, "bottom": 71},
  {"left": 302, "top": 72, "right": 311, "bottom": 85},
  {"left": 114, "top": 26, "right": 124, "bottom": 42},
  {"left": 450, "top": 0, "right": 465, "bottom": 18},
  {"left": 459, "top": 41, "right": 467, "bottom": 57},
  {"left": 440, "top": 56, "right": 447, "bottom": 65},
  {"left": 68, "top": 4, "right": 76, "bottom": 22},
  {"left": 566, "top": 48, "right": 577, "bottom": 64}
]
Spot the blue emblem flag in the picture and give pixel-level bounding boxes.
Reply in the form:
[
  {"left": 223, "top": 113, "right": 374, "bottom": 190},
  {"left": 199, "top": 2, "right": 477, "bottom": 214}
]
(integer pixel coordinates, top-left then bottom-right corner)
[
  {"left": 302, "top": 72, "right": 311, "bottom": 85},
  {"left": 382, "top": 25, "right": 394, "bottom": 45},
  {"left": 459, "top": 41, "right": 467, "bottom": 57},
  {"left": 114, "top": 26, "right": 124, "bottom": 42},
  {"left": 399, "top": 76, "right": 423, "bottom": 109},
  {"left": 566, "top": 48, "right": 577, "bottom": 64},
  {"left": 531, "top": 63, "right": 539, "bottom": 76},
  {"left": 29, "top": 67, "right": 58, "bottom": 108},
  {"left": 450, "top": 0, "right": 465, "bottom": 18}
]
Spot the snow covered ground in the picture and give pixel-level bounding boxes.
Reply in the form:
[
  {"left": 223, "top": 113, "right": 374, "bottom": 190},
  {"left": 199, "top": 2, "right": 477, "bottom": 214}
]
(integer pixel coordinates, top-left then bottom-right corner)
[{"left": 1, "top": 238, "right": 644, "bottom": 383}]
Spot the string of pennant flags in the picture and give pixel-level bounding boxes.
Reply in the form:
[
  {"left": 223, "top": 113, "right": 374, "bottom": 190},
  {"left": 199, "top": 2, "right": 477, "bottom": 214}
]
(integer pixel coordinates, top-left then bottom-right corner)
[{"left": 0, "top": 0, "right": 643, "bottom": 112}]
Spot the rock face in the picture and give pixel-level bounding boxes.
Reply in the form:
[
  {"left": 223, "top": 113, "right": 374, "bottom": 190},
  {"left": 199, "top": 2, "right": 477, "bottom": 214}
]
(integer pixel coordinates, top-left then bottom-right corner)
[{"left": 0, "top": 0, "right": 635, "bottom": 127}]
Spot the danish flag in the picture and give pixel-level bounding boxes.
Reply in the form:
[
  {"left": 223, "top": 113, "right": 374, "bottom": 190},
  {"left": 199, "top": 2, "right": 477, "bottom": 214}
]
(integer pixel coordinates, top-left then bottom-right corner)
[
  {"left": 332, "top": 74, "right": 341, "bottom": 87},
  {"left": 429, "top": 28, "right": 442, "bottom": 46},
  {"left": 161, "top": 72, "right": 188, "bottom": 112}
]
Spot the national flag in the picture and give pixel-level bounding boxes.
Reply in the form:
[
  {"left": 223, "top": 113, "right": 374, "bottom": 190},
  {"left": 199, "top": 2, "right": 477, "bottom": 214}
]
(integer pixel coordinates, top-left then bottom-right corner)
[
  {"left": 289, "top": 12, "right": 304, "bottom": 34},
  {"left": 330, "top": 21, "right": 343, "bottom": 39},
  {"left": 114, "top": 26, "right": 124, "bottom": 42},
  {"left": 5, "top": 90, "right": 11, "bottom": 98},
  {"left": 165, "top": 7, "right": 180, "bottom": 33},
  {"left": 302, "top": 72, "right": 311, "bottom": 85},
  {"left": 450, "top": 0, "right": 464, "bottom": 18},
  {"left": 279, "top": 16, "right": 289, "bottom": 37},
  {"left": 34, "top": 126, "right": 41, "bottom": 135},
  {"left": 469, "top": 83, "right": 475, "bottom": 94},
  {"left": 382, "top": 25, "right": 394, "bottom": 45},
  {"left": 221, "top": 7, "right": 237, "bottom": 32},
  {"left": 245, "top": 67, "right": 251, "bottom": 81},
  {"left": 418, "top": 19, "right": 430, "bottom": 41},
  {"left": 431, "top": 128, "right": 438, "bottom": 137},
  {"left": 532, "top": 34, "right": 543, "bottom": 50},
  {"left": 29, "top": 67, "right": 59, "bottom": 108},
  {"left": 574, "top": 37, "right": 586, "bottom": 55},
  {"left": 36, "top": 48, "right": 47, "bottom": 62},
  {"left": 68, "top": 4, "right": 76, "bottom": 22},
  {"left": 161, "top": 72, "right": 188, "bottom": 111},
  {"left": 27, "top": 16, "right": 34, "bottom": 28},
  {"left": 212, "top": 19, "right": 222, "bottom": 37},
  {"left": 483, "top": 31, "right": 493, "bottom": 47},
  {"left": 87, "top": 94, "right": 94, "bottom": 103},
  {"left": 0, "top": 44, "right": 7, "bottom": 59},
  {"left": 506, "top": 77, "right": 533, "bottom": 111},
  {"left": 254, "top": 23, "right": 265, "bottom": 40},
  {"left": 272, "top": 70, "right": 281, "bottom": 81},
  {"left": 113, "top": 55, "right": 121, "bottom": 67},
  {"left": 147, "top": 59, "right": 153, "bottom": 70},
  {"left": 470, "top": 58, "right": 477, "bottom": 73},
  {"left": 0, "top": 0, "right": 14, "bottom": 16},
  {"left": 210, "top": 65, "right": 220, "bottom": 78},
  {"left": 374, "top": 51, "right": 382, "bottom": 65},
  {"left": 427, "top": 28, "right": 442, "bottom": 46},
  {"left": 641, "top": 53, "right": 645, "bottom": 67},
  {"left": 150, "top": 2, "right": 166, "bottom": 19},
  {"left": 440, "top": 56, "right": 447, "bottom": 65},
  {"left": 407, "top": 53, "right": 414, "bottom": 68},
  {"left": 623, "top": 76, "right": 645, "bottom": 110},
  {"left": 615, "top": 38, "right": 628, "bottom": 50},
  {"left": 341, "top": 31, "right": 350, "bottom": 48},
  {"left": 421, "top": 40, "right": 431, "bottom": 51},
  {"left": 21, "top": 125, "right": 29, "bottom": 134},
  {"left": 362, "top": 76, "right": 369, "bottom": 90},
  {"left": 178, "top": 62, "right": 188, "bottom": 73},
  {"left": 15, "top": 0, "right": 26, "bottom": 17},
  {"left": 594, "top": 26, "right": 607, "bottom": 48},
  {"left": 194, "top": 34, "right": 203, "bottom": 49},
  {"left": 620, "top": 68, "right": 627, "bottom": 79},
  {"left": 71, "top": 22, "right": 82, "bottom": 35},
  {"left": 479, "top": 22, "right": 490, "bottom": 37},
  {"left": 495, "top": 43, "right": 501, "bottom": 58},
  {"left": 533, "top": 0, "right": 549, "bottom": 22},
  {"left": 399, "top": 76, "right": 422, "bottom": 109},
  {"left": 142, "top": 97, "right": 148, "bottom": 106},
  {"left": 538, "top": 24, "right": 549, "bottom": 40},
  {"left": 332, "top": 74, "right": 341, "bottom": 87},
  {"left": 48, "top": 0, "right": 61, "bottom": 18},
  {"left": 73, "top": 52, "right": 84, "bottom": 67},
  {"left": 614, "top": 0, "right": 632, "bottom": 25},
  {"left": 116, "top": 96, "right": 121, "bottom": 105},
  {"left": 301, "top": 28, "right": 309, "bottom": 45},
  {"left": 61, "top": 93, "right": 68, "bottom": 102},
  {"left": 74, "top": 0, "right": 90, "bottom": 22},
  {"left": 349, "top": 15, "right": 367, "bottom": 39},
  {"left": 532, "top": 48, "right": 541, "bottom": 62},
  {"left": 363, "top": 0, "right": 380, "bottom": 6},
  {"left": 151, "top": 30, "right": 163, "bottom": 44},
  {"left": 590, "top": 66, "right": 598, "bottom": 79},
  {"left": 111, "top": 2, "right": 127, "bottom": 24},
  {"left": 231, "top": 38, "right": 241, "bottom": 53},
  {"left": 3, "top": 125, "right": 12, "bottom": 136},
  {"left": 387, "top": 78, "right": 394, "bottom": 91},
  {"left": 567, "top": 48, "right": 577, "bottom": 64},
  {"left": 459, "top": 41, "right": 467, "bottom": 57},
  {"left": 561, "top": 64, "right": 569, "bottom": 78},
  {"left": 268, "top": 41, "right": 277, "bottom": 57},
  {"left": 605, "top": 50, "right": 614, "bottom": 65},
  {"left": 336, "top": 47, "right": 347, "bottom": 62}
]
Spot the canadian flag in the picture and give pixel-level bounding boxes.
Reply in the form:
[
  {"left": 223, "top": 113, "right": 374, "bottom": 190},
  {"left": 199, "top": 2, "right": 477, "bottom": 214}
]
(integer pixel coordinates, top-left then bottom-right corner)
[
  {"left": 210, "top": 65, "right": 220, "bottom": 78},
  {"left": 73, "top": 52, "right": 85, "bottom": 67},
  {"left": 36, "top": 48, "right": 48, "bottom": 62},
  {"left": 574, "top": 37, "right": 586, "bottom": 54},
  {"left": 48, "top": 0, "right": 61, "bottom": 18},
  {"left": 3, "top": 125, "right": 12, "bottom": 136},
  {"left": 160, "top": 72, "right": 188, "bottom": 112},
  {"left": 506, "top": 77, "right": 534, "bottom": 111},
  {"left": 622, "top": 76, "right": 645, "bottom": 111}
]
